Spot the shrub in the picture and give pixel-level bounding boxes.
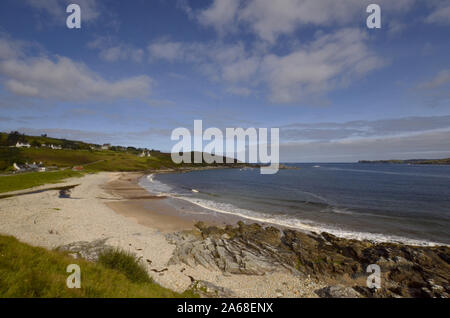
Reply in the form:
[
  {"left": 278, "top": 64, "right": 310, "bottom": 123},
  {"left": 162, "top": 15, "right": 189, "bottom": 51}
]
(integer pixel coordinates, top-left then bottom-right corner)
[{"left": 98, "top": 249, "right": 151, "bottom": 284}]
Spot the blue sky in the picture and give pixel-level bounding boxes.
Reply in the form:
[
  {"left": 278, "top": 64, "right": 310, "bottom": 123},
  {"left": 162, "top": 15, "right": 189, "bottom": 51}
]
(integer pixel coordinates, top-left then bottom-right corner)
[{"left": 0, "top": 0, "right": 449, "bottom": 162}]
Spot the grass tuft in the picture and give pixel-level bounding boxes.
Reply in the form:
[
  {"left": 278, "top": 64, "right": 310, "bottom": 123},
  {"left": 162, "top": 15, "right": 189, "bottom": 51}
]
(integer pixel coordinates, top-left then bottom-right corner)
[
  {"left": 98, "top": 248, "right": 151, "bottom": 284},
  {"left": 0, "top": 235, "right": 197, "bottom": 298}
]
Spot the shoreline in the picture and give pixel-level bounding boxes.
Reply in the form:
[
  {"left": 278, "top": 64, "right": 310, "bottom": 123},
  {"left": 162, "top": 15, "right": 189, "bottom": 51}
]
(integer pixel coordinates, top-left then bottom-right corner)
[
  {"left": 0, "top": 169, "right": 325, "bottom": 297},
  {"left": 117, "top": 169, "right": 448, "bottom": 247},
  {"left": 1, "top": 170, "right": 449, "bottom": 298}
]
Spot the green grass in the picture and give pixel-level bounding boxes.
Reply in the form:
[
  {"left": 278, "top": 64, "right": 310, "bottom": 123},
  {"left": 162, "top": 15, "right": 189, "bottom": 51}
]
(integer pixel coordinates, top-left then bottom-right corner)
[
  {"left": 98, "top": 249, "right": 151, "bottom": 284},
  {"left": 0, "top": 235, "right": 198, "bottom": 298},
  {"left": 0, "top": 170, "right": 83, "bottom": 194},
  {"left": 0, "top": 147, "right": 182, "bottom": 173}
]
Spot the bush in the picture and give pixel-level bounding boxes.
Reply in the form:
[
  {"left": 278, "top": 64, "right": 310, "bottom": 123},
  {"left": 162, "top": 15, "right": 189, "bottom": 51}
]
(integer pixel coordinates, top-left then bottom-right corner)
[
  {"left": 0, "top": 147, "right": 25, "bottom": 171},
  {"left": 98, "top": 249, "right": 151, "bottom": 284}
]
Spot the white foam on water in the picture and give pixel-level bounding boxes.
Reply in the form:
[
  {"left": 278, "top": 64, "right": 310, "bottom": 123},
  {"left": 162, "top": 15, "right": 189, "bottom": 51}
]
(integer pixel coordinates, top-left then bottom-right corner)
[
  {"left": 141, "top": 174, "right": 447, "bottom": 247},
  {"left": 139, "top": 174, "right": 173, "bottom": 195},
  {"left": 176, "top": 196, "right": 445, "bottom": 246}
]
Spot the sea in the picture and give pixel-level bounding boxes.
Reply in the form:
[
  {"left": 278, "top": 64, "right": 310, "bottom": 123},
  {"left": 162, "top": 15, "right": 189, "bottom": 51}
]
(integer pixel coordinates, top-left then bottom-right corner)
[{"left": 139, "top": 163, "right": 450, "bottom": 246}]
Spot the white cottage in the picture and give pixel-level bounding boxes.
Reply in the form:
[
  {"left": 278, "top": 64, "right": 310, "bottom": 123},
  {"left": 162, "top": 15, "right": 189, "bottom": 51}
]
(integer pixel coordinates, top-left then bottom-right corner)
[{"left": 15, "top": 142, "right": 31, "bottom": 148}]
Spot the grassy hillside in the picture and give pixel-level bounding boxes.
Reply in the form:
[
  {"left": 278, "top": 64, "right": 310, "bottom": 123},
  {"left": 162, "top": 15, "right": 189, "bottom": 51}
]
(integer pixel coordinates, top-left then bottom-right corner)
[
  {"left": 0, "top": 170, "right": 83, "bottom": 194},
  {"left": 0, "top": 132, "right": 96, "bottom": 150},
  {"left": 0, "top": 235, "right": 197, "bottom": 298},
  {"left": 0, "top": 132, "right": 242, "bottom": 193},
  {"left": 0, "top": 147, "right": 179, "bottom": 172}
]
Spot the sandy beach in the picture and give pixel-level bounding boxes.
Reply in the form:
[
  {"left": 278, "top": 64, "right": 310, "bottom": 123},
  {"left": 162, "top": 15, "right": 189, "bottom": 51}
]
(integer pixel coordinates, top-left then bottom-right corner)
[{"left": 0, "top": 171, "right": 324, "bottom": 297}]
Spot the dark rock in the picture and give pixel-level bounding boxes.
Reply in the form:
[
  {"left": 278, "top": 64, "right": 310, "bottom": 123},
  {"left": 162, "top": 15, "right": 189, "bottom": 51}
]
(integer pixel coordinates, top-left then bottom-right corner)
[
  {"left": 316, "top": 285, "right": 362, "bottom": 298},
  {"left": 167, "top": 222, "right": 450, "bottom": 298}
]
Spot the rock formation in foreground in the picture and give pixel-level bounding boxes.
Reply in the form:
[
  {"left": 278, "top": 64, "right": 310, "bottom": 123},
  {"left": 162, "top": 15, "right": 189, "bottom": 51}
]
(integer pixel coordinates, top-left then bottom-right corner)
[{"left": 167, "top": 221, "right": 450, "bottom": 298}]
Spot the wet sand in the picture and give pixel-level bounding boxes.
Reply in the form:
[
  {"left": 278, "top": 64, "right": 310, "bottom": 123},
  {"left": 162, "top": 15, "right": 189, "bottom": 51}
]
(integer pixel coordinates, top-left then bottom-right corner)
[
  {"left": 103, "top": 171, "right": 248, "bottom": 233},
  {"left": 103, "top": 172, "right": 195, "bottom": 232}
]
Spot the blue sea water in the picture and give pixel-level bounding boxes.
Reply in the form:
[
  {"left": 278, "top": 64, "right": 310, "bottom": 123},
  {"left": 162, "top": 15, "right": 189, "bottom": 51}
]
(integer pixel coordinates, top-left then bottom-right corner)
[{"left": 140, "top": 163, "right": 450, "bottom": 246}]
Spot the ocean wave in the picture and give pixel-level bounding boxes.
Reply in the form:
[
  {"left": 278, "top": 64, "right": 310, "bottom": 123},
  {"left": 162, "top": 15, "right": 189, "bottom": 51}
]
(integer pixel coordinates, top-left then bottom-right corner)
[
  {"left": 141, "top": 174, "right": 446, "bottom": 247},
  {"left": 175, "top": 196, "right": 444, "bottom": 246},
  {"left": 139, "top": 174, "right": 173, "bottom": 195}
]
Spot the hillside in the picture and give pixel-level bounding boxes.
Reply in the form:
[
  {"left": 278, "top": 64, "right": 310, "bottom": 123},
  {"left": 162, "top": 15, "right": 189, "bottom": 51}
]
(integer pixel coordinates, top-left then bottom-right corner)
[
  {"left": 0, "top": 131, "right": 244, "bottom": 193},
  {"left": 0, "top": 131, "right": 240, "bottom": 173}
]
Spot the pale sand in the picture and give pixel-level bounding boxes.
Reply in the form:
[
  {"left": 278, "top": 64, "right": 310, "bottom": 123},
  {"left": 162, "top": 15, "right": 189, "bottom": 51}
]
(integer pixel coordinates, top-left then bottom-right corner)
[{"left": 0, "top": 172, "right": 322, "bottom": 297}]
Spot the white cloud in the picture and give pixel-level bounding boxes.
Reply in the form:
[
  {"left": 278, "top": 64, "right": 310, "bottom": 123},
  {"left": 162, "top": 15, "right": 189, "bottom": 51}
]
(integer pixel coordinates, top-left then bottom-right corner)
[
  {"left": 281, "top": 115, "right": 450, "bottom": 141},
  {"left": 425, "top": 2, "right": 450, "bottom": 25},
  {"left": 260, "top": 28, "right": 384, "bottom": 103},
  {"left": 146, "top": 28, "right": 384, "bottom": 103},
  {"left": 197, "top": 0, "right": 241, "bottom": 34},
  {"left": 0, "top": 37, "right": 24, "bottom": 60},
  {"left": 420, "top": 69, "right": 450, "bottom": 89},
  {"left": 147, "top": 40, "right": 185, "bottom": 62},
  {"left": 25, "top": 0, "right": 101, "bottom": 23},
  {"left": 0, "top": 37, "right": 153, "bottom": 102},
  {"left": 88, "top": 37, "right": 144, "bottom": 63},
  {"left": 280, "top": 130, "right": 450, "bottom": 162},
  {"left": 417, "top": 69, "right": 450, "bottom": 106},
  {"left": 194, "top": 0, "right": 416, "bottom": 43}
]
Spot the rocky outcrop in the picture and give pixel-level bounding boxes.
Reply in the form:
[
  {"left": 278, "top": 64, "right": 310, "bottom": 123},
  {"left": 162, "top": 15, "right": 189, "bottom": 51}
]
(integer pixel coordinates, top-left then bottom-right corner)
[
  {"left": 187, "top": 277, "right": 236, "bottom": 298},
  {"left": 56, "top": 238, "right": 112, "bottom": 262},
  {"left": 316, "top": 285, "right": 362, "bottom": 298},
  {"left": 167, "top": 222, "right": 298, "bottom": 276},
  {"left": 167, "top": 221, "right": 450, "bottom": 298}
]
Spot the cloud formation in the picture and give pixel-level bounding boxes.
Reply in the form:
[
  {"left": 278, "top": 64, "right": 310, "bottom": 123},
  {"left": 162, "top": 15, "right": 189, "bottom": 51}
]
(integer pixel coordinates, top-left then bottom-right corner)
[
  {"left": 281, "top": 115, "right": 450, "bottom": 142},
  {"left": 195, "top": 0, "right": 415, "bottom": 42},
  {"left": 25, "top": 0, "right": 101, "bottom": 23},
  {"left": 425, "top": 1, "right": 450, "bottom": 25},
  {"left": 280, "top": 130, "right": 450, "bottom": 162},
  {"left": 88, "top": 37, "right": 145, "bottom": 63},
  {"left": 0, "top": 37, "right": 153, "bottom": 102},
  {"left": 147, "top": 28, "right": 383, "bottom": 103},
  {"left": 420, "top": 69, "right": 450, "bottom": 89}
]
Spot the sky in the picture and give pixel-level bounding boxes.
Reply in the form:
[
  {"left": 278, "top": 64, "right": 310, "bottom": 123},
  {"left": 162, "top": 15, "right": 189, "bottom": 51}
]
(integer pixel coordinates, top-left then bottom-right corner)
[{"left": 0, "top": 0, "right": 449, "bottom": 162}]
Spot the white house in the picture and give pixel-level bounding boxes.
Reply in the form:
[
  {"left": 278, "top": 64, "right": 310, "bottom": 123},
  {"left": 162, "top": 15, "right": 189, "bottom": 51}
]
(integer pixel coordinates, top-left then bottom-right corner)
[
  {"left": 49, "top": 144, "right": 62, "bottom": 150},
  {"left": 101, "top": 144, "right": 111, "bottom": 150},
  {"left": 139, "top": 150, "right": 151, "bottom": 157},
  {"left": 15, "top": 142, "right": 31, "bottom": 148}
]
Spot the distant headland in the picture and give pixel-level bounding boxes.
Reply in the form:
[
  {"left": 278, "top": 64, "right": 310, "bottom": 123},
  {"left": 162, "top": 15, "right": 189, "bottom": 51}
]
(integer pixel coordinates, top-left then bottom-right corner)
[{"left": 359, "top": 158, "right": 450, "bottom": 165}]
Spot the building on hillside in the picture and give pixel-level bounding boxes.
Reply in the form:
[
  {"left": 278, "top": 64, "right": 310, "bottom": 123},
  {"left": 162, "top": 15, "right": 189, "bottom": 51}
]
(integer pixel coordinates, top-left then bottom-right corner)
[
  {"left": 101, "top": 144, "right": 111, "bottom": 150},
  {"left": 49, "top": 144, "right": 62, "bottom": 150},
  {"left": 12, "top": 162, "right": 45, "bottom": 172},
  {"left": 139, "top": 150, "right": 152, "bottom": 157},
  {"left": 15, "top": 142, "right": 31, "bottom": 148}
]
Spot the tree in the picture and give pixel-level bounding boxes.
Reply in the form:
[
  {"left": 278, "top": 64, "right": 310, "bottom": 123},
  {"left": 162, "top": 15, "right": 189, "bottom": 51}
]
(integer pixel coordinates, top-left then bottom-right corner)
[
  {"left": 6, "top": 131, "right": 25, "bottom": 146},
  {"left": 31, "top": 140, "right": 41, "bottom": 148}
]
